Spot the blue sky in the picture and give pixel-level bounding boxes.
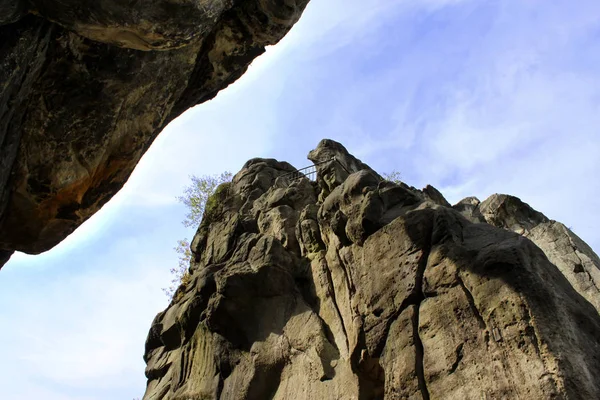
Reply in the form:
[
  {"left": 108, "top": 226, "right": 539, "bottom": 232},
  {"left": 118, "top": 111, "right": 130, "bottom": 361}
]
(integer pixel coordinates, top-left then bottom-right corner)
[{"left": 1, "top": 0, "right": 599, "bottom": 398}]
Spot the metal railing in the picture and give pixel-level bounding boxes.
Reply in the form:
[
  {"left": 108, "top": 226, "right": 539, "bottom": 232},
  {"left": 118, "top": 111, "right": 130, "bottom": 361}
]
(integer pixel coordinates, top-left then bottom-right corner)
[
  {"left": 276, "top": 156, "right": 389, "bottom": 191},
  {"left": 280, "top": 157, "right": 337, "bottom": 183}
]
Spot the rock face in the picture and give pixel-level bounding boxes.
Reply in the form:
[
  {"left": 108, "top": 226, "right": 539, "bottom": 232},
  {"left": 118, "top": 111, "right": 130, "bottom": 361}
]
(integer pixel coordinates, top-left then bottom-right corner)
[
  {"left": 143, "top": 139, "right": 600, "bottom": 400},
  {"left": 0, "top": 0, "right": 309, "bottom": 264},
  {"left": 458, "top": 194, "right": 600, "bottom": 317}
]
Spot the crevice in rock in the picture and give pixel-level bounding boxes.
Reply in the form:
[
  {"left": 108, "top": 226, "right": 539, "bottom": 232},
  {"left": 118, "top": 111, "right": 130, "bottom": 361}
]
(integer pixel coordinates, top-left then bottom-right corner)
[
  {"left": 448, "top": 343, "right": 464, "bottom": 374},
  {"left": 412, "top": 218, "right": 434, "bottom": 400},
  {"left": 323, "top": 258, "right": 350, "bottom": 352},
  {"left": 457, "top": 275, "right": 486, "bottom": 329},
  {"left": 336, "top": 247, "right": 356, "bottom": 296},
  {"left": 412, "top": 305, "right": 430, "bottom": 400},
  {"left": 221, "top": 219, "right": 246, "bottom": 263},
  {"left": 521, "top": 304, "right": 541, "bottom": 357},
  {"left": 216, "top": 373, "right": 225, "bottom": 400},
  {"left": 372, "top": 224, "right": 434, "bottom": 358},
  {"left": 215, "top": 342, "right": 235, "bottom": 400},
  {"left": 366, "top": 221, "right": 434, "bottom": 397},
  {"left": 583, "top": 268, "right": 599, "bottom": 293},
  {"left": 369, "top": 219, "right": 433, "bottom": 399},
  {"left": 295, "top": 278, "right": 339, "bottom": 352},
  {"left": 371, "top": 295, "right": 415, "bottom": 358},
  {"left": 351, "top": 326, "right": 385, "bottom": 400},
  {"left": 175, "top": 348, "right": 189, "bottom": 390}
]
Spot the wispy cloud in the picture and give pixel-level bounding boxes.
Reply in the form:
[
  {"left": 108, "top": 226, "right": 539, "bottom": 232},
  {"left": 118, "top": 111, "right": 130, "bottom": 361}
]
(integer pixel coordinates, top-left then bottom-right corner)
[
  {"left": 268, "top": 0, "right": 600, "bottom": 251},
  {"left": 405, "top": 0, "right": 600, "bottom": 251},
  {"left": 1, "top": 209, "right": 178, "bottom": 399}
]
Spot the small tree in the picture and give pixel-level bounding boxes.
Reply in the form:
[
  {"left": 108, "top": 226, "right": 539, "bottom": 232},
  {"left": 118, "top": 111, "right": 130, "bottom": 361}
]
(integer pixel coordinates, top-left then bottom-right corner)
[
  {"left": 177, "top": 171, "right": 233, "bottom": 228},
  {"left": 162, "top": 239, "right": 193, "bottom": 300},
  {"left": 163, "top": 172, "right": 232, "bottom": 300},
  {"left": 382, "top": 170, "right": 402, "bottom": 184}
]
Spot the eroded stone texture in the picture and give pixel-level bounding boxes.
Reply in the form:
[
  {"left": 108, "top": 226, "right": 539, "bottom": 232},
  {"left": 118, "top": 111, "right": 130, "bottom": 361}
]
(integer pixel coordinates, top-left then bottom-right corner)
[
  {"left": 143, "top": 139, "right": 600, "bottom": 400},
  {"left": 0, "top": 0, "right": 310, "bottom": 264},
  {"left": 455, "top": 194, "right": 600, "bottom": 315}
]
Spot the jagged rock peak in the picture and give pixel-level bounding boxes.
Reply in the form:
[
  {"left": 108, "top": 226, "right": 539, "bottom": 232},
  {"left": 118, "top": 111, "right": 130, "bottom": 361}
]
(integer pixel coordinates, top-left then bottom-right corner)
[
  {"left": 0, "top": 0, "right": 311, "bottom": 267},
  {"left": 143, "top": 139, "right": 600, "bottom": 400}
]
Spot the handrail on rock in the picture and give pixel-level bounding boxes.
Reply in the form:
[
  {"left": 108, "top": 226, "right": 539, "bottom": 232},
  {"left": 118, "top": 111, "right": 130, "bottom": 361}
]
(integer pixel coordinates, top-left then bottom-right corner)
[{"left": 280, "top": 157, "right": 337, "bottom": 182}]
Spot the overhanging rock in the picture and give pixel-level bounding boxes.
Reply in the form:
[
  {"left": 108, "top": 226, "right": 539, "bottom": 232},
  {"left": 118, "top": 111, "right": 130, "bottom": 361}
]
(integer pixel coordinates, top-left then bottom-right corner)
[{"left": 0, "top": 0, "right": 310, "bottom": 266}]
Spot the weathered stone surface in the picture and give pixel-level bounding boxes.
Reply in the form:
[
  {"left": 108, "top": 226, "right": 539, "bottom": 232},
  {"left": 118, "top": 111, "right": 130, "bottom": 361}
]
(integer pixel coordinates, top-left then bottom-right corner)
[
  {"left": 22, "top": 0, "right": 233, "bottom": 51},
  {"left": 477, "top": 194, "right": 600, "bottom": 315},
  {"left": 452, "top": 196, "right": 484, "bottom": 223},
  {"left": 143, "top": 139, "right": 600, "bottom": 399},
  {"left": 421, "top": 184, "right": 450, "bottom": 208},
  {"left": 0, "top": 0, "right": 310, "bottom": 265}
]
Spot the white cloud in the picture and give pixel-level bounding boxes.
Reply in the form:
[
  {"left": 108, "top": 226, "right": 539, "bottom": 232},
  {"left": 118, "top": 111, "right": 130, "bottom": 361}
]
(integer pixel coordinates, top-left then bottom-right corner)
[
  {"left": 18, "top": 269, "right": 165, "bottom": 382},
  {"left": 1, "top": 212, "right": 175, "bottom": 399},
  {"left": 401, "top": 0, "right": 600, "bottom": 252}
]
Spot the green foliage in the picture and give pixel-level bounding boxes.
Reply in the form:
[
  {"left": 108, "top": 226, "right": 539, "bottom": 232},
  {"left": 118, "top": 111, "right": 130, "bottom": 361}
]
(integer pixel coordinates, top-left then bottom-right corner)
[
  {"left": 202, "top": 181, "right": 232, "bottom": 225},
  {"left": 163, "top": 238, "right": 193, "bottom": 300},
  {"left": 382, "top": 170, "right": 402, "bottom": 184},
  {"left": 163, "top": 172, "right": 232, "bottom": 300},
  {"left": 177, "top": 171, "right": 233, "bottom": 228}
]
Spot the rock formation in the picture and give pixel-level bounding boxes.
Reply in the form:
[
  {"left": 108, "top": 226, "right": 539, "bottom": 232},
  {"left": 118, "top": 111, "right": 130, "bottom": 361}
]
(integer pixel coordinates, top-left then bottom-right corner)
[
  {"left": 143, "top": 139, "right": 600, "bottom": 399},
  {"left": 0, "top": 0, "right": 310, "bottom": 265},
  {"left": 457, "top": 195, "right": 600, "bottom": 317}
]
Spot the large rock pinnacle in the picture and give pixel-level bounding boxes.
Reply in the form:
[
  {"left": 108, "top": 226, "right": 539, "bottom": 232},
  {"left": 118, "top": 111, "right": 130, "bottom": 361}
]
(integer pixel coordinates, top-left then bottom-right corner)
[{"left": 142, "top": 139, "right": 600, "bottom": 400}]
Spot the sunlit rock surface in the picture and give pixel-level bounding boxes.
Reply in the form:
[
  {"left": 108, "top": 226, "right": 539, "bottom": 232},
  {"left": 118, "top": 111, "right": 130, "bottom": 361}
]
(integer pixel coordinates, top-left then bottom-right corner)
[
  {"left": 143, "top": 139, "right": 600, "bottom": 400},
  {"left": 0, "top": 0, "right": 309, "bottom": 263}
]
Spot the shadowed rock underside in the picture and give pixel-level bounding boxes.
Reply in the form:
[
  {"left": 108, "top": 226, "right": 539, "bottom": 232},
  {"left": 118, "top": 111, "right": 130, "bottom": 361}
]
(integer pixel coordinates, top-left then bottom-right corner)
[
  {"left": 0, "top": 0, "right": 310, "bottom": 264},
  {"left": 143, "top": 139, "right": 600, "bottom": 400}
]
